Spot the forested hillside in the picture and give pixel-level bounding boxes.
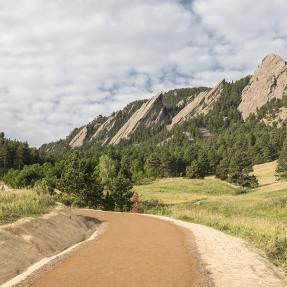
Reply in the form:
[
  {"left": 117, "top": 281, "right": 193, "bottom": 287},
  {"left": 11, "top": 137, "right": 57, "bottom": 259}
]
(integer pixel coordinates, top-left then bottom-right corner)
[
  {"left": 2, "top": 53, "right": 287, "bottom": 211},
  {"left": 0, "top": 132, "right": 43, "bottom": 176}
]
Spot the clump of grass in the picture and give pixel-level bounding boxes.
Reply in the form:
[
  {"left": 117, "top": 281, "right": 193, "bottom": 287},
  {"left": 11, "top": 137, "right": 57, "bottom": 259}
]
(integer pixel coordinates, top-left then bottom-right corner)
[
  {"left": 134, "top": 176, "right": 287, "bottom": 276},
  {"left": 0, "top": 190, "right": 56, "bottom": 225}
]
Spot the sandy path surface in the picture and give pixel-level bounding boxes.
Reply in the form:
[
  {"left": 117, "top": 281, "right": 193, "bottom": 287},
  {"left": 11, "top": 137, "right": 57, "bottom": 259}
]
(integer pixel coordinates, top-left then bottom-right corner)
[
  {"left": 27, "top": 210, "right": 209, "bottom": 287},
  {"left": 147, "top": 215, "right": 286, "bottom": 287}
]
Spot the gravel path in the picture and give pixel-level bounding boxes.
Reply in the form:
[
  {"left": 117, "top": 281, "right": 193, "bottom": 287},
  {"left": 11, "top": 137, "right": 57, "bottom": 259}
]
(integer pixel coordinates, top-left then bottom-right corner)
[
  {"left": 7, "top": 210, "right": 286, "bottom": 287},
  {"left": 147, "top": 214, "right": 286, "bottom": 287},
  {"left": 27, "top": 210, "right": 210, "bottom": 287}
]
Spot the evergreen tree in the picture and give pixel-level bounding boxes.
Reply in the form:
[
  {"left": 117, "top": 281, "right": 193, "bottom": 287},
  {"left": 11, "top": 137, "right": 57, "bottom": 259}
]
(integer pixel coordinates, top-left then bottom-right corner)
[
  {"left": 59, "top": 152, "right": 103, "bottom": 207},
  {"left": 186, "top": 161, "right": 201, "bottom": 178},
  {"left": 216, "top": 158, "right": 229, "bottom": 180},
  {"left": 109, "top": 174, "right": 133, "bottom": 211},
  {"left": 276, "top": 138, "right": 287, "bottom": 180},
  {"left": 145, "top": 154, "right": 161, "bottom": 177}
]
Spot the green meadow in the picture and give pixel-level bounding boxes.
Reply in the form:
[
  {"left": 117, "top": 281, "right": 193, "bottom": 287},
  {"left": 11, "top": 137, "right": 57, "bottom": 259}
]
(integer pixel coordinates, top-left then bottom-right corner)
[{"left": 134, "top": 162, "right": 287, "bottom": 276}]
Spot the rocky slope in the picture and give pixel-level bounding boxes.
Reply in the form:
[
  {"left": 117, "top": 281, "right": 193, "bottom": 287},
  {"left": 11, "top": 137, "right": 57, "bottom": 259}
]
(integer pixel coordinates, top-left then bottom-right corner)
[
  {"left": 238, "top": 54, "right": 287, "bottom": 120},
  {"left": 262, "top": 107, "right": 287, "bottom": 127},
  {"left": 69, "top": 127, "right": 88, "bottom": 148},
  {"left": 110, "top": 92, "right": 164, "bottom": 144},
  {"left": 91, "top": 113, "right": 118, "bottom": 141},
  {"left": 167, "top": 80, "right": 224, "bottom": 130}
]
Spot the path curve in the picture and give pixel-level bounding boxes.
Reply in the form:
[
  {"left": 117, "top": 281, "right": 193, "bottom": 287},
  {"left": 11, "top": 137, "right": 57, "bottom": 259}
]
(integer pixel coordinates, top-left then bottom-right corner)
[
  {"left": 27, "top": 210, "right": 210, "bottom": 287},
  {"left": 146, "top": 214, "right": 286, "bottom": 287}
]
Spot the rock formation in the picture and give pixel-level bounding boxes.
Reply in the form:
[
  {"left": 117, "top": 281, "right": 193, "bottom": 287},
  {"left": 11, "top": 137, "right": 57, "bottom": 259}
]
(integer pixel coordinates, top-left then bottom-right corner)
[
  {"left": 91, "top": 113, "right": 118, "bottom": 140},
  {"left": 238, "top": 54, "right": 287, "bottom": 120},
  {"left": 262, "top": 107, "right": 287, "bottom": 127},
  {"left": 69, "top": 127, "right": 87, "bottom": 148},
  {"left": 199, "top": 128, "right": 212, "bottom": 139},
  {"left": 167, "top": 80, "right": 224, "bottom": 130},
  {"left": 110, "top": 92, "right": 163, "bottom": 144}
]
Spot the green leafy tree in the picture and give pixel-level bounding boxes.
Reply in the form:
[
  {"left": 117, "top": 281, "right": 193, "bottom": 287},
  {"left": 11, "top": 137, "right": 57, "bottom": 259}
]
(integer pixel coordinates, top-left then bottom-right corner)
[
  {"left": 239, "top": 174, "right": 259, "bottom": 188},
  {"left": 108, "top": 174, "right": 133, "bottom": 211},
  {"left": 97, "top": 154, "right": 117, "bottom": 191},
  {"left": 59, "top": 152, "right": 103, "bottom": 207},
  {"left": 130, "top": 159, "right": 144, "bottom": 183}
]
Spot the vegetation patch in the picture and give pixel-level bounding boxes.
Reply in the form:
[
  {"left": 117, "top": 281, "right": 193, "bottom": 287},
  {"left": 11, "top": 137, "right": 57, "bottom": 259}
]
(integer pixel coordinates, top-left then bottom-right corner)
[
  {"left": 0, "top": 189, "right": 55, "bottom": 225},
  {"left": 135, "top": 171, "right": 287, "bottom": 275}
]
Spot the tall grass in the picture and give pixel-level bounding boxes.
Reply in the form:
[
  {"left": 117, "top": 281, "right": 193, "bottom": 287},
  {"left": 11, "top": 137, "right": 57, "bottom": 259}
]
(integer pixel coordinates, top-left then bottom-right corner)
[
  {"left": 134, "top": 176, "right": 287, "bottom": 275},
  {"left": 0, "top": 190, "right": 56, "bottom": 224}
]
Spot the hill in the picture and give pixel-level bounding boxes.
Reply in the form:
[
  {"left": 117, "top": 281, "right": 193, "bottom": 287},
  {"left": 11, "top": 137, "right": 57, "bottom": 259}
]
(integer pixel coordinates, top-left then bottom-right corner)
[
  {"left": 35, "top": 53, "right": 287, "bottom": 190},
  {"left": 41, "top": 53, "right": 287, "bottom": 154},
  {"left": 134, "top": 160, "right": 287, "bottom": 276}
]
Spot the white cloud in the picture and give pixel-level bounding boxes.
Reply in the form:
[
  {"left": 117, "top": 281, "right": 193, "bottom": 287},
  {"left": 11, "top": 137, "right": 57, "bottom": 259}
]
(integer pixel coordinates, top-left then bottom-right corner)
[{"left": 0, "top": 0, "right": 286, "bottom": 146}]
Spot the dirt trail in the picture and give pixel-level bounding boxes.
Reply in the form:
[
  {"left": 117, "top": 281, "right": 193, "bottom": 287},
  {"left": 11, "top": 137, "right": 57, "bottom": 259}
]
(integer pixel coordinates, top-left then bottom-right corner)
[{"left": 27, "top": 210, "right": 209, "bottom": 287}]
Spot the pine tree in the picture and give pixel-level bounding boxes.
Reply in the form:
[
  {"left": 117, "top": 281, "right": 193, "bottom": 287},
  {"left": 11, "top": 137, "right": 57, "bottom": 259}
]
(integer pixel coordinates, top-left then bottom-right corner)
[
  {"left": 216, "top": 158, "right": 229, "bottom": 180},
  {"left": 186, "top": 161, "right": 201, "bottom": 178},
  {"left": 276, "top": 138, "right": 287, "bottom": 180},
  {"left": 110, "top": 174, "right": 133, "bottom": 211},
  {"left": 59, "top": 152, "right": 103, "bottom": 207},
  {"left": 144, "top": 154, "right": 161, "bottom": 177}
]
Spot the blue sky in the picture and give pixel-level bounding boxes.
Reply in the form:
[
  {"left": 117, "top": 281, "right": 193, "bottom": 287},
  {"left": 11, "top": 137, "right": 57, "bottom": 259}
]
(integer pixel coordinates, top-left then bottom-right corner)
[{"left": 0, "top": 0, "right": 286, "bottom": 146}]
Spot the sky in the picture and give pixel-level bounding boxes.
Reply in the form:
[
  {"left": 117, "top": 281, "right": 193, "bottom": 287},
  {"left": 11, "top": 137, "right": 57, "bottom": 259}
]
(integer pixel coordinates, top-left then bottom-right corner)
[{"left": 0, "top": 0, "right": 286, "bottom": 147}]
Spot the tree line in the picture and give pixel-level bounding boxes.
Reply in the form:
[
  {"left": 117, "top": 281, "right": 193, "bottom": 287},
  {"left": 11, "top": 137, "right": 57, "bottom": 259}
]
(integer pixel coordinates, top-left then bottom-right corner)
[
  {"left": 0, "top": 132, "right": 44, "bottom": 176},
  {"left": 3, "top": 152, "right": 134, "bottom": 211},
  {"left": 1, "top": 77, "right": 287, "bottom": 210}
]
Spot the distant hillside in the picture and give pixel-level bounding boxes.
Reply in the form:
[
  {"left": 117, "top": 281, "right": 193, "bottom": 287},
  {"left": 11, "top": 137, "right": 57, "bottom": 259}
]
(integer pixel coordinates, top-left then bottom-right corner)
[
  {"left": 41, "top": 53, "right": 287, "bottom": 156},
  {"left": 41, "top": 86, "right": 208, "bottom": 152}
]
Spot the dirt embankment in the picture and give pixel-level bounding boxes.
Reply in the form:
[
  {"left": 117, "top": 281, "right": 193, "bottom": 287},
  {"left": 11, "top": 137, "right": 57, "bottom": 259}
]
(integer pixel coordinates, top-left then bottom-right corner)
[{"left": 0, "top": 209, "right": 100, "bottom": 285}]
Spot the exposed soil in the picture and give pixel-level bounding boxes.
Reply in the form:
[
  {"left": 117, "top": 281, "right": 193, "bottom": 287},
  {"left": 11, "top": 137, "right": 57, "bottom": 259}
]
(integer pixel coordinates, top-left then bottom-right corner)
[{"left": 0, "top": 209, "right": 99, "bottom": 285}]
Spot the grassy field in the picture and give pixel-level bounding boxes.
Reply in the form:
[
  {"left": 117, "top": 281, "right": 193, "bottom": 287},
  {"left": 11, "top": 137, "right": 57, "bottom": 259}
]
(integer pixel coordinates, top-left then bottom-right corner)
[
  {"left": 0, "top": 189, "right": 56, "bottom": 225},
  {"left": 134, "top": 162, "right": 287, "bottom": 275}
]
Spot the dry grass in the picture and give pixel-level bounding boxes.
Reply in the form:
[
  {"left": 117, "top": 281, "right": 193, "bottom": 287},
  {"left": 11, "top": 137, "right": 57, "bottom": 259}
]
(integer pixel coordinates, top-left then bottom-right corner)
[
  {"left": 252, "top": 160, "right": 278, "bottom": 186},
  {"left": 0, "top": 189, "right": 56, "bottom": 225},
  {"left": 134, "top": 162, "right": 287, "bottom": 275}
]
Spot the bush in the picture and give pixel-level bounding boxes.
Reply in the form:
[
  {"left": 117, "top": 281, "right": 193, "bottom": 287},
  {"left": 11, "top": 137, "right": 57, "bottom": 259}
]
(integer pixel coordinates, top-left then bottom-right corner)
[
  {"left": 55, "top": 193, "right": 82, "bottom": 207},
  {"left": 34, "top": 176, "right": 57, "bottom": 194}
]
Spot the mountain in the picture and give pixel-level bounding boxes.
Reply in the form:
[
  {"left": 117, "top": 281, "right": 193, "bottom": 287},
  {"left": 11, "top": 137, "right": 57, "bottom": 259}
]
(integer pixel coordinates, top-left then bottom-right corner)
[
  {"left": 41, "top": 87, "right": 207, "bottom": 152},
  {"left": 238, "top": 54, "right": 287, "bottom": 119},
  {"left": 109, "top": 92, "right": 164, "bottom": 144},
  {"left": 167, "top": 80, "right": 224, "bottom": 130},
  {"left": 41, "top": 53, "right": 287, "bottom": 153}
]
